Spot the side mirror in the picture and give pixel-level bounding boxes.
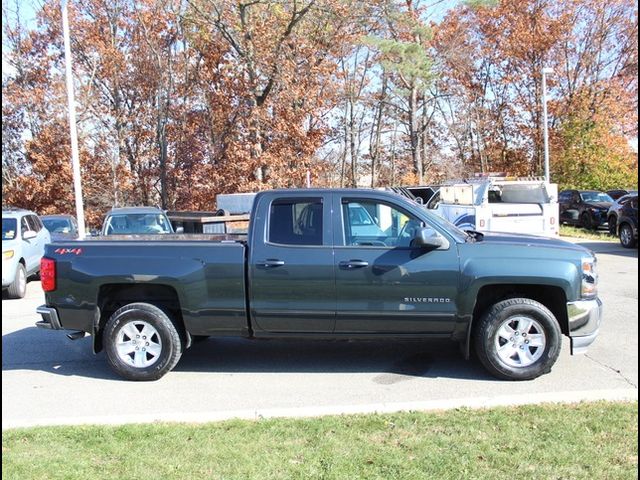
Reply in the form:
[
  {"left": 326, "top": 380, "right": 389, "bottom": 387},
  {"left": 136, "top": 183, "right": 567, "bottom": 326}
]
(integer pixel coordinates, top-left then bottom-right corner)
[
  {"left": 414, "top": 197, "right": 424, "bottom": 205},
  {"left": 411, "top": 227, "right": 444, "bottom": 249},
  {"left": 23, "top": 230, "right": 37, "bottom": 240},
  {"left": 175, "top": 226, "right": 184, "bottom": 234}
]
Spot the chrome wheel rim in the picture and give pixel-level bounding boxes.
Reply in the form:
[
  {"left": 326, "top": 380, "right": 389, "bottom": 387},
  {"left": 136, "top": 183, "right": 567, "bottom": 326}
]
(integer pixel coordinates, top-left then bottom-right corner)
[
  {"left": 621, "top": 226, "right": 632, "bottom": 246},
  {"left": 115, "top": 320, "right": 162, "bottom": 368},
  {"left": 495, "top": 316, "right": 546, "bottom": 368}
]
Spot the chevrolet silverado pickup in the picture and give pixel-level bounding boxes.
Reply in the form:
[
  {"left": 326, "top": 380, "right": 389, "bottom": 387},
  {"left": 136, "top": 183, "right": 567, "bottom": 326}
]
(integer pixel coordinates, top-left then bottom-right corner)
[{"left": 36, "top": 189, "right": 602, "bottom": 381}]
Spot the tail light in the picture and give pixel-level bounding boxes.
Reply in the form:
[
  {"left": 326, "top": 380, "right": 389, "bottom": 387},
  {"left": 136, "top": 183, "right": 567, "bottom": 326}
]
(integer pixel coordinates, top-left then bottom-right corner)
[
  {"left": 41, "top": 257, "right": 56, "bottom": 292},
  {"left": 479, "top": 219, "right": 486, "bottom": 228}
]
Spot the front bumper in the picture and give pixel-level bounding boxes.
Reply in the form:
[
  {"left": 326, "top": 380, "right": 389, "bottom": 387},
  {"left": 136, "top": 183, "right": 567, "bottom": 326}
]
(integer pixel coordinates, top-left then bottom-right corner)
[
  {"left": 36, "top": 305, "right": 63, "bottom": 330},
  {"left": 567, "top": 298, "right": 603, "bottom": 355}
]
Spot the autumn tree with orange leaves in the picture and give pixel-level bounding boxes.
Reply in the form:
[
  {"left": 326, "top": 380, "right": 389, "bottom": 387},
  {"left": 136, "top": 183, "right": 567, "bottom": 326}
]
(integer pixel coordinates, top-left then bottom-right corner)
[{"left": 2, "top": 0, "right": 637, "bottom": 224}]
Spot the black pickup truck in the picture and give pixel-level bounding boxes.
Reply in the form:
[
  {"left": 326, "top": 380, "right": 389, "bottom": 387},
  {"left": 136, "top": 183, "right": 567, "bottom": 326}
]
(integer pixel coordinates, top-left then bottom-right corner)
[{"left": 36, "top": 189, "right": 602, "bottom": 381}]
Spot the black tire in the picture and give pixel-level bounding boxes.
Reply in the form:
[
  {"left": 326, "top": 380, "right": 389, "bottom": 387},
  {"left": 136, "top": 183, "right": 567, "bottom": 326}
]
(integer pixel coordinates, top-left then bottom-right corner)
[
  {"left": 619, "top": 223, "right": 637, "bottom": 249},
  {"left": 580, "top": 212, "right": 594, "bottom": 230},
  {"left": 104, "top": 303, "right": 183, "bottom": 381},
  {"left": 7, "top": 263, "right": 27, "bottom": 299},
  {"left": 608, "top": 216, "right": 617, "bottom": 236},
  {"left": 474, "top": 298, "right": 562, "bottom": 380}
]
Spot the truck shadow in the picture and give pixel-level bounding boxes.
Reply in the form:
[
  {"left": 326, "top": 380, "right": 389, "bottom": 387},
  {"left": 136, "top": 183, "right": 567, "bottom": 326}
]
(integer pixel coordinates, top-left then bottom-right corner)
[
  {"left": 177, "top": 337, "right": 495, "bottom": 382},
  {"left": 1, "top": 327, "right": 117, "bottom": 380},
  {"left": 2, "top": 328, "right": 493, "bottom": 381}
]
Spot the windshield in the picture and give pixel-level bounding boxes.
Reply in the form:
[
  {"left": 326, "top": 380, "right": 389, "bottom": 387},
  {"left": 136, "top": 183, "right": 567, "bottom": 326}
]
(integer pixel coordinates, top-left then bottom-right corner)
[
  {"left": 104, "top": 213, "right": 172, "bottom": 235},
  {"left": 43, "top": 218, "right": 73, "bottom": 233},
  {"left": 2, "top": 218, "right": 17, "bottom": 240},
  {"left": 580, "top": 192, "right": 613, "bottom": 203}
]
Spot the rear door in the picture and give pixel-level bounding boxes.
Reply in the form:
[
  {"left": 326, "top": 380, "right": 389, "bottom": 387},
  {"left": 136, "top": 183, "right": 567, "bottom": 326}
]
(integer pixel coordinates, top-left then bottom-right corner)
[
  {"left": 332, "top": 194, "right": 459, "bottom": 334},
  {"left": 249, "top": 193, "right": 336, "bottom": 333}
]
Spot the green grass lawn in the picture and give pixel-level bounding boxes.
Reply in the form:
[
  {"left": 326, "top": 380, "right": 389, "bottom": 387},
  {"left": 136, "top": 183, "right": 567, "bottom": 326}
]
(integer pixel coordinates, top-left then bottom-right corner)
[
  {"left": 3, "top": 401, "right": 637, "bottom": 480},
  {"left": 560, "top": 225, "right": 618, "bottom": 242}
]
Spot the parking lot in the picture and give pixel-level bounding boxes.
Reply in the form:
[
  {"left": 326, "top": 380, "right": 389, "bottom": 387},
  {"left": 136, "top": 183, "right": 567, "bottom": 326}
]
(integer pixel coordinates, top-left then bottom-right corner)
[{"left": 2, "top": 239, "right": 637, "bottom": 429}]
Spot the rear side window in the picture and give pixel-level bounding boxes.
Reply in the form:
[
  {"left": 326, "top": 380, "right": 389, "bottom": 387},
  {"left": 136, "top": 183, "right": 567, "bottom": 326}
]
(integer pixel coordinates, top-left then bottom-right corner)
[{"left": 268, "top": 198, "right": 323, "bottom": 246}]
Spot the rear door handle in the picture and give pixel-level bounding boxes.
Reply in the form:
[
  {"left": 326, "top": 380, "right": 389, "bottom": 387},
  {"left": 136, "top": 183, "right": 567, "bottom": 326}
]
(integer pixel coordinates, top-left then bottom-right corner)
[
  {"left": 339, "top": 260, "right": 369, "bottom": 269},
  {"left": 257, "top": 259, "right": 285, "bottom": 268}
]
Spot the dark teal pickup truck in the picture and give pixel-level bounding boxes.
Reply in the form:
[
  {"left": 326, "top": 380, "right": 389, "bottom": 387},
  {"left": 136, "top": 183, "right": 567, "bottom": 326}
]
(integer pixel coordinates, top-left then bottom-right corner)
[{"left": 36, "top": 189, "right": 602, "bottom": 381}]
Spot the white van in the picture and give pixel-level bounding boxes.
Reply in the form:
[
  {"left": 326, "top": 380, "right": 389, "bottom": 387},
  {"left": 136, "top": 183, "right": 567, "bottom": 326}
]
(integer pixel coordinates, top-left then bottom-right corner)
[{"left": 432, "top": 177, "right": 559, "bottom": 237}]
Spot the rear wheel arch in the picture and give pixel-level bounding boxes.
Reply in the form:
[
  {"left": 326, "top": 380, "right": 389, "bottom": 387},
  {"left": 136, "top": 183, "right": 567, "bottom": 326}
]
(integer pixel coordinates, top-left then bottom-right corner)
[
  {"left": 104, "top": 302, "right": 183, "bottom": 381},
  {"left": 94, "top": 284, "right": 187, "bottom": 353}
]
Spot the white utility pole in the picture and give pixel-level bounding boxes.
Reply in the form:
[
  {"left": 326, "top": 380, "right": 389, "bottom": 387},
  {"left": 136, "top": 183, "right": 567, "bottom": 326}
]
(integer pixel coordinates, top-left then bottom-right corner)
[
  {"left": 62, "top": 0, "right": 86, "bottom": 239},
  {"left": 541, "top": 67, "right": 553, "bottom": 183}
]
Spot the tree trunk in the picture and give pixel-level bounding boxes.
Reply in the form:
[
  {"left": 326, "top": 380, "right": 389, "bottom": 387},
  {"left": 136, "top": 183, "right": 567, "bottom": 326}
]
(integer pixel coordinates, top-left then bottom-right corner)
[{"left": 409, "top": 83, "right": 422, "bottom": 183}]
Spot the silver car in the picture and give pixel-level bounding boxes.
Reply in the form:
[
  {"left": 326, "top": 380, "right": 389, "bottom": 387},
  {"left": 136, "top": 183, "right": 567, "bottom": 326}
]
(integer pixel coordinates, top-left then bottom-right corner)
[
  {"left": 2, "top": 208, "right": 51, "bottom": 299},
  {"left": 101, "top": 206, "right": 175, "bottom": 235}
]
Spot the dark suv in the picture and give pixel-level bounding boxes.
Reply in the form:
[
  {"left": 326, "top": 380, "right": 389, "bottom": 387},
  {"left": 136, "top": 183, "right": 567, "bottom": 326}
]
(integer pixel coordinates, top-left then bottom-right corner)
[
  {"left": 559, "top": 190, "right": 614, "bottom": 230},
  {"left": 616, "top": 195, "right": 638, "bottom": 248}
]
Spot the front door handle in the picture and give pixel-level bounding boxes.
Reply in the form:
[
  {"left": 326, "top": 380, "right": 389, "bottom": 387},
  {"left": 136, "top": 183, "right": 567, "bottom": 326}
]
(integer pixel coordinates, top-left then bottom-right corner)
[
  {"left": 257, "top": 259, "right": 285, "bottom": 268},
  {"left": 339, "top": 260, "right": 369, "bottom": 269}
]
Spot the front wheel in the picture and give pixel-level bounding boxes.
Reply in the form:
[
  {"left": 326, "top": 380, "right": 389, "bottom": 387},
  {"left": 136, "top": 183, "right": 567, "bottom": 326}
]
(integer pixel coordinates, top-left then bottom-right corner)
[
  {"left": 581, "top": 212, "right": 595, "bottom": 230},
  {"left": 619, "top": 223, "right": 637, "bottom": 248},
  {"left": 104, "top": 303, "right": 183, "bottom": 381},
  {"left": 474, "top": 298, "right": 562, "bottom": 380}
]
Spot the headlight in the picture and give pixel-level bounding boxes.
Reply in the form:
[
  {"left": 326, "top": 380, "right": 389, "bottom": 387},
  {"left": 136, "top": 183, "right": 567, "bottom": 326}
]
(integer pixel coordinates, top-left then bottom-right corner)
[
  {"left": 2, "top": 250, "right": 14, "bottom": 260},
  {"left": 581, "top": 257, "right": 598, "bottom": 298}
]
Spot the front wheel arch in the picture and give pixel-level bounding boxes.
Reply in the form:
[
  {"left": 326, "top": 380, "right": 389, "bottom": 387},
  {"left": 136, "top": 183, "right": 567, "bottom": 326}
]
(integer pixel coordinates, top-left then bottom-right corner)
[{"left": 473, "top": 297, "right": 562, "bottom": 380}]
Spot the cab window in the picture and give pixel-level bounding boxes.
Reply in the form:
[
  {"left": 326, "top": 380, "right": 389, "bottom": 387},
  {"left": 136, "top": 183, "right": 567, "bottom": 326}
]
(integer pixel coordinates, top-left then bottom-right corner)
[
  {"left": 268, "top": 198, "right": 323, "bottom": 246},
  {"left": 341, "top": 199, "right": 423, "bottom": 248}
]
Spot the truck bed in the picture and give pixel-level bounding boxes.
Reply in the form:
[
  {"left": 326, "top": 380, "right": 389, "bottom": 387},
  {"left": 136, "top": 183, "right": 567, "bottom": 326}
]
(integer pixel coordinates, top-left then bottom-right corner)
[
  {"left": 44, "top": 237, "right": 249, "bottom": 337},
  {"left": 83, "top": 233, "right": 247, "bottom": 242}
]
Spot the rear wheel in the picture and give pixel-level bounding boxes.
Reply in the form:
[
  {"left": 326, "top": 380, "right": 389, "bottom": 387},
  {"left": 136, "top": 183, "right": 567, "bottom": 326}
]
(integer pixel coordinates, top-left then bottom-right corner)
[
  {"left": 104, "top": 303, "right": 182, "bottom": 381},
  {"left": 474, "top": 298, "right": 561, "bottom": 380},
  {"left": 619, "top": 223, "right": 637, "bottom": 248},
  {"left": 6, "top": 263, "right": 27, "bottom": 299}
]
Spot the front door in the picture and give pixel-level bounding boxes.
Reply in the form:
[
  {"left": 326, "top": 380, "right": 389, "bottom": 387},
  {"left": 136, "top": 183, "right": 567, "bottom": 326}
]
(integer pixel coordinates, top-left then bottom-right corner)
[
  {"left": 249, "top": 194, "right": 336, "bottom": 333},
  {"left": 333, "top": 195, "right": 459, "bottom": 334}
]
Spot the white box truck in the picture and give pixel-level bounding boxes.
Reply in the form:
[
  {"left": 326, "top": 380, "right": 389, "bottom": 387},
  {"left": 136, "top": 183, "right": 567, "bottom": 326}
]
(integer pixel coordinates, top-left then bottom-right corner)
[{"left": 432, "top": 176, "right": 559, "bottom": 237}]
